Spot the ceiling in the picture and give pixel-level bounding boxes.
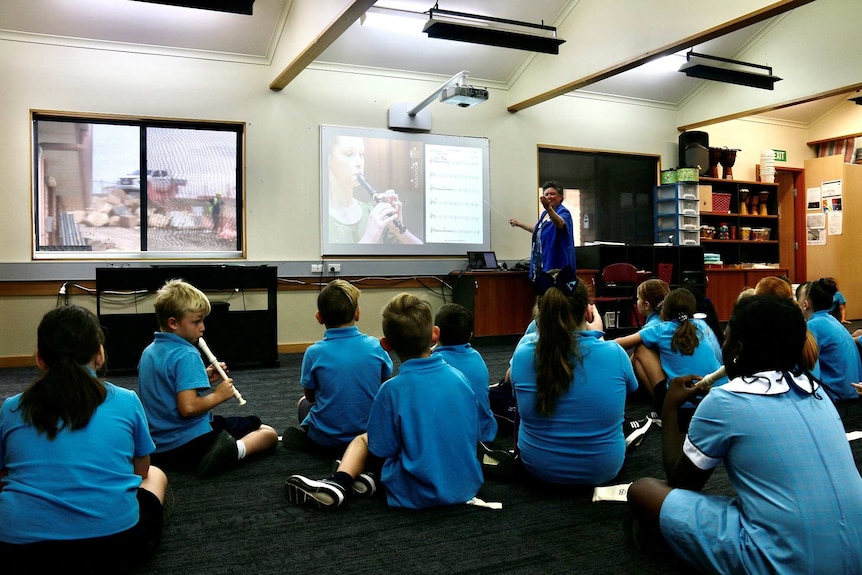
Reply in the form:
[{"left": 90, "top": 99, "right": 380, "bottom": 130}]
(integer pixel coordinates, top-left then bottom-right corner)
[{"left": 0, "top": 0, "right": 851, "bottom": 123}]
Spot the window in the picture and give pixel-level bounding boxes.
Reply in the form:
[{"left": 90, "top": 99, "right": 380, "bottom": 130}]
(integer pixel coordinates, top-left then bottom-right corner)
[
  {"left": 538, "top": 146, "right": 659, "bottom": 246},
  {"left": 32, "top": 112, "right": 244, "bottom": 259}
]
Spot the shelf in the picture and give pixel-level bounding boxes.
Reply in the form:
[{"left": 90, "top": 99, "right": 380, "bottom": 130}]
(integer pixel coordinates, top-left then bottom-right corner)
[
  {"left": 701, "top": 239, "right": 778, "bottom": 245},
  {"left": 701, "top": 212, "right": 778, "bottom": 219},
  {"left": 698, "top": 177, "right": 778, "bottom": 188}
]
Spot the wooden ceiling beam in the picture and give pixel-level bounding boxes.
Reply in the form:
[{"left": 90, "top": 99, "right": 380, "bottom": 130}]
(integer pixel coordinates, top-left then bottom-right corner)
[
  {"left": 507, "top": 0, "right": 816, "bottom": 113},
  {"left": 270, "top": 0, "right": 378, "bottom": 92}
]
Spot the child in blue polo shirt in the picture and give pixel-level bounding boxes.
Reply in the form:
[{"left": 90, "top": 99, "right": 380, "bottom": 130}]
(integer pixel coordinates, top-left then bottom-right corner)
[
  {"left": 432, "top": 303, "right": 496, "bottom": 440},
  {"left": 283, "top": 279, "right": 393, "bottom": 452},
  {"left": 285, "top": 293, "right": 489, "bottom": 510}
]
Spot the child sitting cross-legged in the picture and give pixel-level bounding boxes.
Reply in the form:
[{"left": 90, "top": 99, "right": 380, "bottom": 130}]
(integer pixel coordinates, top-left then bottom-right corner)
[
  {"left": 138, "top": 279, "right": 279, "bottom": 479},
  {"left": 283, "top": 279, "right": 393, "bottom": 453},
  {"left": 284, "top": 293, "right": 489, "bottom": 510}
]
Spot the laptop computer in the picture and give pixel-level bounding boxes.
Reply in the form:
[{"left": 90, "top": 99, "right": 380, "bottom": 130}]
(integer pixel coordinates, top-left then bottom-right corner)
[{"left": 467, "top": 251, "right": 499, "bottom": 270}]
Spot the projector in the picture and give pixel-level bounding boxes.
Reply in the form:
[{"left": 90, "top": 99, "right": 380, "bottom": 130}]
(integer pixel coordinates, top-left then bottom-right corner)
[{"left": 440, "top": 85, "right": 489, "bottom": 107}]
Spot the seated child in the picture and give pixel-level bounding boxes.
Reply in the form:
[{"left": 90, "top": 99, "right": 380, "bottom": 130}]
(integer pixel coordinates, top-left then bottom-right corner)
[
  {"left": 286, "top": 279, "right": 393, "bottom": 452},
  {"left": 0, "top": 305, "right": 169, "bottom": 573},
  {"left": 799, "top": 278, "right": 860, "bottom": 403},
  {"left": 630, "top": 279, "right": 670, "bottom": 406},
  {"left": 822, "top": 277, "right": 850, "bottom": 324},
  {"left": 626, "top": 295, "right": 862, "bottom": 573},
  {"left": 284, "top": 293, "right": 490, "bottom": 510},
  {"left": 138, "top": 279, "right": 278, "bottom": 478},
  {"left": 509, "top": 268, "right": 642, "bottom": 486},
  {"left": 432, "top": 303, "right": 497, "bottom": 441},
  {"left": 615, "top": 288, "right": 726, "bottom": 427}
]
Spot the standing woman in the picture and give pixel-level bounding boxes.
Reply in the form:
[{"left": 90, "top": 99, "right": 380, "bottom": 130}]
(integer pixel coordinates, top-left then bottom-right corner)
[
  {"left": 0, "top": 305, "right": 169, "bottom": 573},
  {"left": 509, "top": 181, "right": 576, "bottom": 280}
]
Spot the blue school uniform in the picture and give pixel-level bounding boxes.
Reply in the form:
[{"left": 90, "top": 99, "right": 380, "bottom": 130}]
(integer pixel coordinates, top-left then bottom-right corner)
[
  {"left": 432, "top": 343, "right": 496, "bottom": 441},
  {"left": 806, "top": 310, "right": 860, "bottom": 402},
  {"left": 638, "top": 318, "right": 726, "bottom": 385},
  {"left": 660, "top": 371, "right": 862, "bottom": 574},
  {"left": 138, "top": 332, "right": 213, "bottom": 452},
  {"left": 0, "top": 383, "right": 154, "bottom": 543},
  {"left": 300, "top": 326, "right": 392, "bottom": 448},
  {"left": 511, "top": 330, "right": 638, "bottom": 485},
  {"left": 366, "top": 355, "right": 483, "bottom": 509},
  {"left": 529, "top": 204, "right": 576, "bottom": 279}
]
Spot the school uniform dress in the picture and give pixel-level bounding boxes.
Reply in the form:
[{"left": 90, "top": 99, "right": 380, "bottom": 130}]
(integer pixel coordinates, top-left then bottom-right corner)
[
  {"left": 366, "top": 355, "right": 484, "bottom": 509},
  {"left": 138, "top": 331, "right": 213, "bottom": 452},
  {"left": 0, "top": 383, "right": 154, "bottom": 543},
  {"left": 529, "top": 204, "right": 576, "bottom": 280},
  {"left": 511, "top": 330, "right": 638, "bottom": 485},
  {"left": 638, "top": 318, "right": 727, "bottom": 385},
  {"left": 300, "top": 326, "right": 393, "bottom": 448},
  {"left": 660, "top": 371, "right": 862, "bottom": 574},
  {"left": 432, "top": 343, "right": 497, "bottom": 441},
  {"left": 806, "top": 310, "right": 861, "bottom": 402}
]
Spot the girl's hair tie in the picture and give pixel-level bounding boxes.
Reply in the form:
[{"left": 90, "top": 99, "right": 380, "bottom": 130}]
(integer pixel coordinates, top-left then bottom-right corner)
[{"left": 677, "top": 312, "right": 689, "bottom": 322}]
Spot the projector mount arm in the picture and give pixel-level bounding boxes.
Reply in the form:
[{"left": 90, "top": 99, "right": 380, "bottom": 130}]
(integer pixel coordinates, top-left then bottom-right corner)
[{"left": 407, "top": 70, "right": 470, "bottom": 117}]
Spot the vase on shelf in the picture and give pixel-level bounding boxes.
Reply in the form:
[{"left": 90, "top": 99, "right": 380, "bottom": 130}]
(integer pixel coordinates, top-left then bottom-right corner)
[
  {"left": 719, "top": 148, "right": 741, "bottom": 179},
  {"left": 739, "top": 188, "right": 749, "bottom": 215},
  {"left": 708, "top": 147, "right": 723, "bottom": 178},
  {"left": 759, "top": 191, "right": 769, "bottom": 216}
]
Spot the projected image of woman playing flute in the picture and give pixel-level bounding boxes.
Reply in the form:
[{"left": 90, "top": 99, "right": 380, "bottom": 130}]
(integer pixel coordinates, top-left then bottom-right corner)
[
  {"left": 326, "top": 135, "right": 423, "bottom": 245},
  {"left": 137, "top": 279, "right": 279, "bottom": 479}
]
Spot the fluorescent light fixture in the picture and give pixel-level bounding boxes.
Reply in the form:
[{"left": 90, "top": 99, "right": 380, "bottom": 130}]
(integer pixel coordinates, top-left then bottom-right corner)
[
  {"left": 360, "top": 7, "right": 426, "bottom": 35},
  {"left": 388, "top": 70, "right": 488, "bottom": 132},
  {"left": 679, "top": 51, "right": 781, "bottom": 90},
  {"left": 423, "top": 7, "right": 565, "bottom": 54},
  {"left": 130, "top": 1, "right": 254, "bottom": 15}
]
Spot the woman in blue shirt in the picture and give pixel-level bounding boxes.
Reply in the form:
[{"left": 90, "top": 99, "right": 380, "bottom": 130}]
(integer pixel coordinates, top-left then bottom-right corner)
[{"left": 509, "top": 181, "right": 576, "bottom": 281}]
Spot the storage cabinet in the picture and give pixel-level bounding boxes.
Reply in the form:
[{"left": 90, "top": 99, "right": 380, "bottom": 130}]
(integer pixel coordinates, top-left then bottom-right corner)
[
  {"left": 698, "top": 177, "right": 780, "bottom": 267},
  {"left": 96, "top": 266, "right": 279, "bottom": 374},
  {"left": 449, "top": 271, "right": 536, "bottom": 336},
  {"left": 653, "top": 183, "right": 700, "bottom": 245},
  {"left": 705, "top": 267, "right": 789, "bottom": 321}
]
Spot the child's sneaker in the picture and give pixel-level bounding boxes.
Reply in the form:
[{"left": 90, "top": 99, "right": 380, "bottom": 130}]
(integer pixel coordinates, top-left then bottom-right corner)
[
  {"left": 624, "top": 417, "right": 653, "bottom": 448},
  {"left": 477, "top": 442, "right": 517, "bottom": 479},
  {"left": 351, "top": 472, "right": 377, "bottom": 498},
  {"left": 196, "top": 430, "right": 238, "bottom": 478},
  {"left": 284, "top": 475, "right": 346, "bottom": 510},
  {"left": 647, "top": 411, "right": 662, "bottom": 428}
]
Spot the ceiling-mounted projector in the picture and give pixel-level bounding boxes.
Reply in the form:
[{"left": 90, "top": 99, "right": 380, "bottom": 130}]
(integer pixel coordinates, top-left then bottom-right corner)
[{"left": 440, "top": 85, "right": 489, "bottom": 107}]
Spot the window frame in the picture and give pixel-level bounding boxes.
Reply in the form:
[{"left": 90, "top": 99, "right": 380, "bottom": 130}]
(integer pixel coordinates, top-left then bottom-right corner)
[{"left": 31, "top": 110, "right": 246, "bottom": 260}]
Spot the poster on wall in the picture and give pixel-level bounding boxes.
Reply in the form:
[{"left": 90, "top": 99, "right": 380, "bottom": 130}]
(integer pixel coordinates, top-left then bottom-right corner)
[
  {"left": 806, "top": 187, "right": 821, "bottom": 210},
  {"left": 821, "top": 179, "right": 843, "bottom": 236},
  {"left": 806, "top": 212, "right": 826, "bottom": 246}
]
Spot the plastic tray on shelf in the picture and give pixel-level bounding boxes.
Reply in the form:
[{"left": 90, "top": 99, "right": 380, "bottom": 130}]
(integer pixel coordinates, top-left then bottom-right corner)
[{"left": 655, "top": 198, "right": 700, "bottom": 216}]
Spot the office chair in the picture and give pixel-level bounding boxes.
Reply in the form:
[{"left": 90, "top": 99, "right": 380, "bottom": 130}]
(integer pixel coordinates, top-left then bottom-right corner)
[{"left": 593, "top": 262, "right": 642, "bottom": 329}]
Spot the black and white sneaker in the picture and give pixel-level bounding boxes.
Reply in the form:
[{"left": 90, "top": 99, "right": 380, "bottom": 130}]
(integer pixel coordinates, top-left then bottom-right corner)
[
  {"left": 647, "top": 411, "right": 662, "bottom": 428},
  {"left": 477, "top": 442, "right": 517, "bottom": 479},
  {"left": 624, "top": 417, "right": 653, "bottom": 448},
  {"left": 284, "top": 475, "right": 346, "bottom": 510},
  {"left": 330, "top": 459, "right": 377, "bottom": 497},
  {"left": 352, "top": 472, "right": 377, "bottom": 498}
]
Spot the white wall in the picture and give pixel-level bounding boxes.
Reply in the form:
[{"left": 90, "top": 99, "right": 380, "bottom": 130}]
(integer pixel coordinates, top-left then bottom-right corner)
[{"left": 0, "top": 32, "right": 820, "bottom": 358}]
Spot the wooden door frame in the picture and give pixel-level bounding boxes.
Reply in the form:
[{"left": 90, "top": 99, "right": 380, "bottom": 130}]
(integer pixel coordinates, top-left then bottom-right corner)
[{"left": 758, "top": 165, "right": 805, "bottom": 282}]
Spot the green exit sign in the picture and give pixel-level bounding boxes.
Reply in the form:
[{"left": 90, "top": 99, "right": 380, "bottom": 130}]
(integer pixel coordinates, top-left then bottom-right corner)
[{"left": 773, "top": 149, "right": 787, "bottom": 162}]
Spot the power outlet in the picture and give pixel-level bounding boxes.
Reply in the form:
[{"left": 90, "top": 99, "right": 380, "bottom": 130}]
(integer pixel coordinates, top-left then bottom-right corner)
[
  {"left": 311, "top": 263, "right": 324, "bottom": 273},
  {"left": 328, "top": 263, "right": 341, "bottom": 273}
]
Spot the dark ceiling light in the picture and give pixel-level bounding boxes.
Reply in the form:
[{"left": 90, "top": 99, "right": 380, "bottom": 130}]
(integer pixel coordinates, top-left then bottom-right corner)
[
  {"left": 130, "top": 0, "right": 254, "bottom": 15},
  {"left": 423, "top": 6, "right": 565, "bottom": 55},
  {"left": 679, "top": 51, "right": 782, "bottom": 90}
]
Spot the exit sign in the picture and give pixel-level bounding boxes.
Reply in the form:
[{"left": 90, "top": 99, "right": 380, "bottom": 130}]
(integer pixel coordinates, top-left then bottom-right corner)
[{"left": 773, "top": 149, "right": 787, "bottom": 162}]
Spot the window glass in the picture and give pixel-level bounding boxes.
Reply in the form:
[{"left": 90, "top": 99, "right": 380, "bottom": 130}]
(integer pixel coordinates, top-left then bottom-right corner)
[{"left": 32, "top": 113, "right": 243, "bottom": 259}]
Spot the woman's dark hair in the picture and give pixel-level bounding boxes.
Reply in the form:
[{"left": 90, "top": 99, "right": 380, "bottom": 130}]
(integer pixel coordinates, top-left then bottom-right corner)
[
  {"left": 806, "top": 278, "right": 836, "bottom": 311},
  {"left": 18, "top": 305, "right": 107, "bottom": 439},
  {"left": 541, "top": 181, "right": 564, "bottom": 197},
  {"left": 729, "top": 295, "right": 806, "bottom": 373},
  {"left": 534, "top": 275, "right": 588, "bottom": 416},
  {"left": 687, "top": 285, "right": 724, "bottom": 343},
  {"left": 661, "top": 288, "right": 700, "bottom": 355}
]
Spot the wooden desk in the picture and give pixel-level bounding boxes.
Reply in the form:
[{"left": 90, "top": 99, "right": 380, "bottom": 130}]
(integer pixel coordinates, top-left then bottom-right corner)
[
  {"left": 705, "top": 267, "right": 789, "bottom": 321},
  {"left": 450, "top": 271, "right": 536, "bottom": 336}
]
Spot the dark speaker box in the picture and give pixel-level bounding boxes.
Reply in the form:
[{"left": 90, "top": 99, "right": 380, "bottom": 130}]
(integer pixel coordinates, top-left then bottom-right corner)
[{"left": 679, "top": 131, "right": 709, "bottom": 168}]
